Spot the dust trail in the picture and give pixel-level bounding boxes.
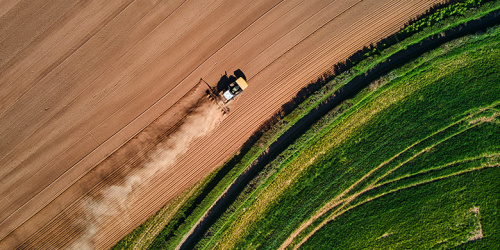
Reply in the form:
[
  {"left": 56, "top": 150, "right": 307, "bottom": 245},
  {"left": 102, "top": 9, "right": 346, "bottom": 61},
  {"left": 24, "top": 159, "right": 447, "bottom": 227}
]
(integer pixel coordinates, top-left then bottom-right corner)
[{"left": 69, "top": 100, "right": 223, "bottom": 250}]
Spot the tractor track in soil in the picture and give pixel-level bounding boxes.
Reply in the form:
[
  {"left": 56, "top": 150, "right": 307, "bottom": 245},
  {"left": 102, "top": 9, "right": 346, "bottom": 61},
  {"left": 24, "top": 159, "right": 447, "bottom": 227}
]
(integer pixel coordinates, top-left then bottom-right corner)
[{"left": 0, "top": 0, "right": 444, "bottom": 248}]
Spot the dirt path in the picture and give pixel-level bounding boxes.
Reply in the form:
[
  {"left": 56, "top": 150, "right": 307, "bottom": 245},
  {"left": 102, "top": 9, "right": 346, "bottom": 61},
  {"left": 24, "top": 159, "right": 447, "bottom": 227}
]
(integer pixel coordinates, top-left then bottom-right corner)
[{"left": 0, "top": 0, "right": 443, "bottom": 248}]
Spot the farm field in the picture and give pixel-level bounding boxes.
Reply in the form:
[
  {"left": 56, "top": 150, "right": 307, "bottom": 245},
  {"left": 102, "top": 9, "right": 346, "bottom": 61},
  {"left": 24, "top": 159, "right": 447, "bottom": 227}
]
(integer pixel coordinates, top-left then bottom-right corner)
[
  {"left": 195, "top": 22, "right": 500, "bottom": 249},
  {"left": 0, "top": 0, "right": 446, "bottom": 249}
]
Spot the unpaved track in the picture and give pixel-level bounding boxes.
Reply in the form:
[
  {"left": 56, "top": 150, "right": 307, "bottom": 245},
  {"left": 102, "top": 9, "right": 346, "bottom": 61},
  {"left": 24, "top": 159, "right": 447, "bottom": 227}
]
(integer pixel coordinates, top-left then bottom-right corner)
[{"left": 0, "top": 0, "right": 443, "bottom": 248}]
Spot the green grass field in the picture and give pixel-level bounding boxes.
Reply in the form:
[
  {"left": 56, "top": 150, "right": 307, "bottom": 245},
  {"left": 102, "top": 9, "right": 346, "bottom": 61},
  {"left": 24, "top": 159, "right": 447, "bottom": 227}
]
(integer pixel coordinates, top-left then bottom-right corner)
[{"left": 198, "top": 23, "right": 500, "bottom": 250}]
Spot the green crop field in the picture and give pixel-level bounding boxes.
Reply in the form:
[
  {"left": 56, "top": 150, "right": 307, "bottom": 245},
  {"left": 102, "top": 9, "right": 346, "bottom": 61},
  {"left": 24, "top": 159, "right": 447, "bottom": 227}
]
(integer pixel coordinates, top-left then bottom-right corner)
[{"left": 198, "top": 24, "right": 500, "bottom": 250}]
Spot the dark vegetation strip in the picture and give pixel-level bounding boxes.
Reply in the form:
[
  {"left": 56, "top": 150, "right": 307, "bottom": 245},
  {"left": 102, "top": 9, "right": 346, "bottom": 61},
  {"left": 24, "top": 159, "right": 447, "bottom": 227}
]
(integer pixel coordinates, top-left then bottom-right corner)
[
  {"left": 180, "top": 4, "right": 500, "bottom": 250},
  {"left": 113, "top": 1, "right": 500, "bottom": 248}
]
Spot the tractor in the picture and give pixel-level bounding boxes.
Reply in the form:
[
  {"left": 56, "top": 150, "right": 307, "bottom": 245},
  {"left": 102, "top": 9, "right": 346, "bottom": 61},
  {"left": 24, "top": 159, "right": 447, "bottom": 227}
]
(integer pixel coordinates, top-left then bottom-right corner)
[{"left": 201, "top": 76, "right": 248, "bottom": 113}]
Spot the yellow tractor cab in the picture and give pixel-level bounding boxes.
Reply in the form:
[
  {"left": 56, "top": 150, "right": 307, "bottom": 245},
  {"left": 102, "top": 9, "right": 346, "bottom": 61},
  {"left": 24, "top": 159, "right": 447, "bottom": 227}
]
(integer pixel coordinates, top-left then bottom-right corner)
[{"left": 222, "top": 77, "right": 248, "bottom": 103}]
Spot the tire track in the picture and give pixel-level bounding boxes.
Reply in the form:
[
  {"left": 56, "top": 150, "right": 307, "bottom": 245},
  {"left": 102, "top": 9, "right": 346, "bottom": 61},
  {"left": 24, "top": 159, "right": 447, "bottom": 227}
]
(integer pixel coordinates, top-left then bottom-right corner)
[
  {"left": 0, "top": 0, "right": 137, "bottom": 164},
  {"left": 0, "top": 0, "right": 190, "bottom": 225},
  {"left": 0, "top": 0, "right": 129, "bottom": 114}
]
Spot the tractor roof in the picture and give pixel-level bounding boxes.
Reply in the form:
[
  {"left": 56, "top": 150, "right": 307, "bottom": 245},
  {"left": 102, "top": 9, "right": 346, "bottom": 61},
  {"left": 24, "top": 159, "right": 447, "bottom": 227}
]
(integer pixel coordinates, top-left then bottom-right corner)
[{"left": 235, "top": 77, "right": 248, "bottom": 90}]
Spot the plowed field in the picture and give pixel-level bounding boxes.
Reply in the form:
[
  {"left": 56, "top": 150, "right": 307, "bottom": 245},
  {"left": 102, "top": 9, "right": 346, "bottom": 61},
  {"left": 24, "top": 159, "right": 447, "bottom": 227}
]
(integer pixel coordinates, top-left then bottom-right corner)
[{"left": 0, "top": 0, "right": 443, "bottom": 248}]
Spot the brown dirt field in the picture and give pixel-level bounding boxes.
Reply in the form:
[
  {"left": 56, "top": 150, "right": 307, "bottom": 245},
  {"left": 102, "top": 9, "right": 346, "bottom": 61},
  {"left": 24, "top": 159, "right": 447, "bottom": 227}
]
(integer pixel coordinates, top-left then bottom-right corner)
[{"left": 0, "top": 0, "right": 444, "bottom": 248}]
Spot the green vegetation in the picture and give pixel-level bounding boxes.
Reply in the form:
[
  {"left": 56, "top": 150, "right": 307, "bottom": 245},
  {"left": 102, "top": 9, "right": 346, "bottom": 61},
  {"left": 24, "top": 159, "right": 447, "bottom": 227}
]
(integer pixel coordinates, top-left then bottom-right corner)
[
  {"left": 402, "top": 0, "right": 484, "bottom": 34},
  {"left": 197, "top": 21, "right": 500, "bottom": 250},
  {"left": 361, "top": 0, "right": 496, "bottom": 60},
  {"left": 114, "top": 1, "right": 500, "bottom": 249}
]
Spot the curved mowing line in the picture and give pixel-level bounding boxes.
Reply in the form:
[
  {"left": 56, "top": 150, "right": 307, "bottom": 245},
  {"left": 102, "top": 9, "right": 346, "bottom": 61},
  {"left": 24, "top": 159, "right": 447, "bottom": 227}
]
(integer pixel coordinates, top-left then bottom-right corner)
[
  {"left": 375, "top": 152, "right": 500, "bottom": 188},
  {"left": 354, "top": 153, "right": 500, "bottom": 208},
  {"left": 293, "top": 150, "right": 500, "bottom": 248},
  {"left": 294, "top": 164, "right": 499, "bottom": 249},
  {"left": 280, "top": 101, "right": 500, "bottom": 249}
]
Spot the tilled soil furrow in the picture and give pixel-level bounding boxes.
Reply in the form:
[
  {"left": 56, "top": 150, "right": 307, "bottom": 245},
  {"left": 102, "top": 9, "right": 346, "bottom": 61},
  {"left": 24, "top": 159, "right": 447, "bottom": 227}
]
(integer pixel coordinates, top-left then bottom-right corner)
[
  {"left": 0, "top": 0, "right": 25, "bottom": 19},
  {"left": 0, "top": 83, "right": 200, "bottom": 241},
  {"left": 1, "top": 0, "right": 141, "bottom": 174},
  {"left": 0, "top": 0, "right": 104, "bottom": 89},
  {"left": 0, "top": 0, "right": 191, "bottom": 201},
  {"left": 0, "top": 0, "right": 159, "bottom": 195},
  {"left": 0, "top": 0, "right": 304, "bottom": 223},
  {"left": 0, "top": 0, "right": 139, "bottom": 115},
  {"left": 0, "top": 0, "right": 70, "bottom": 65},
  {"left": 0, "top": 0, "right": 193, "bottom": 209},
  {"left": 0, "top": 0, "right": 244, "bottom": 198},
  {"left": 19, "top": 77, "right": 301, "bottom": 248},
  {"left": 0, "top": 0, "right": 193, "bottom": 223},
  {"left": 199, "top": 0, "right": 333, "bottom": 80}
]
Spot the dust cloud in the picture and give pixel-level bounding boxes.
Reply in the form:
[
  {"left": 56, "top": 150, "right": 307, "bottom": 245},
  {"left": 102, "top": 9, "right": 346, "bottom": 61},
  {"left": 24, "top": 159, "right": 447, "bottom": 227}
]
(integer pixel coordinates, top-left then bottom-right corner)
[{"left": 69, "top": 100, "right": 223, "bottom": 249}]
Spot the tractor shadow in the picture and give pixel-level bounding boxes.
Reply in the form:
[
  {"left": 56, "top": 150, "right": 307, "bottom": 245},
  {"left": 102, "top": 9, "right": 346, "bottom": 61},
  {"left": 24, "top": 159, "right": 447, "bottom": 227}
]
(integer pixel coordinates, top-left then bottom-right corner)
[
  {"left": 234, "top": 69, "right": 246, "bottom": 81},
  {"left": 216, "top": 70, "right": 246, "bottom": 93}
]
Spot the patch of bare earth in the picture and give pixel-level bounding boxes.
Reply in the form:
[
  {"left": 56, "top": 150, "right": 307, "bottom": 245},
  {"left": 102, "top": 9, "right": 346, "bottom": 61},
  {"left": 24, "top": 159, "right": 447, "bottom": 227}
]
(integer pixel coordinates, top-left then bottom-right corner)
[{"left": 468, "top": 206, "right": 484, "bottom": 242}]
